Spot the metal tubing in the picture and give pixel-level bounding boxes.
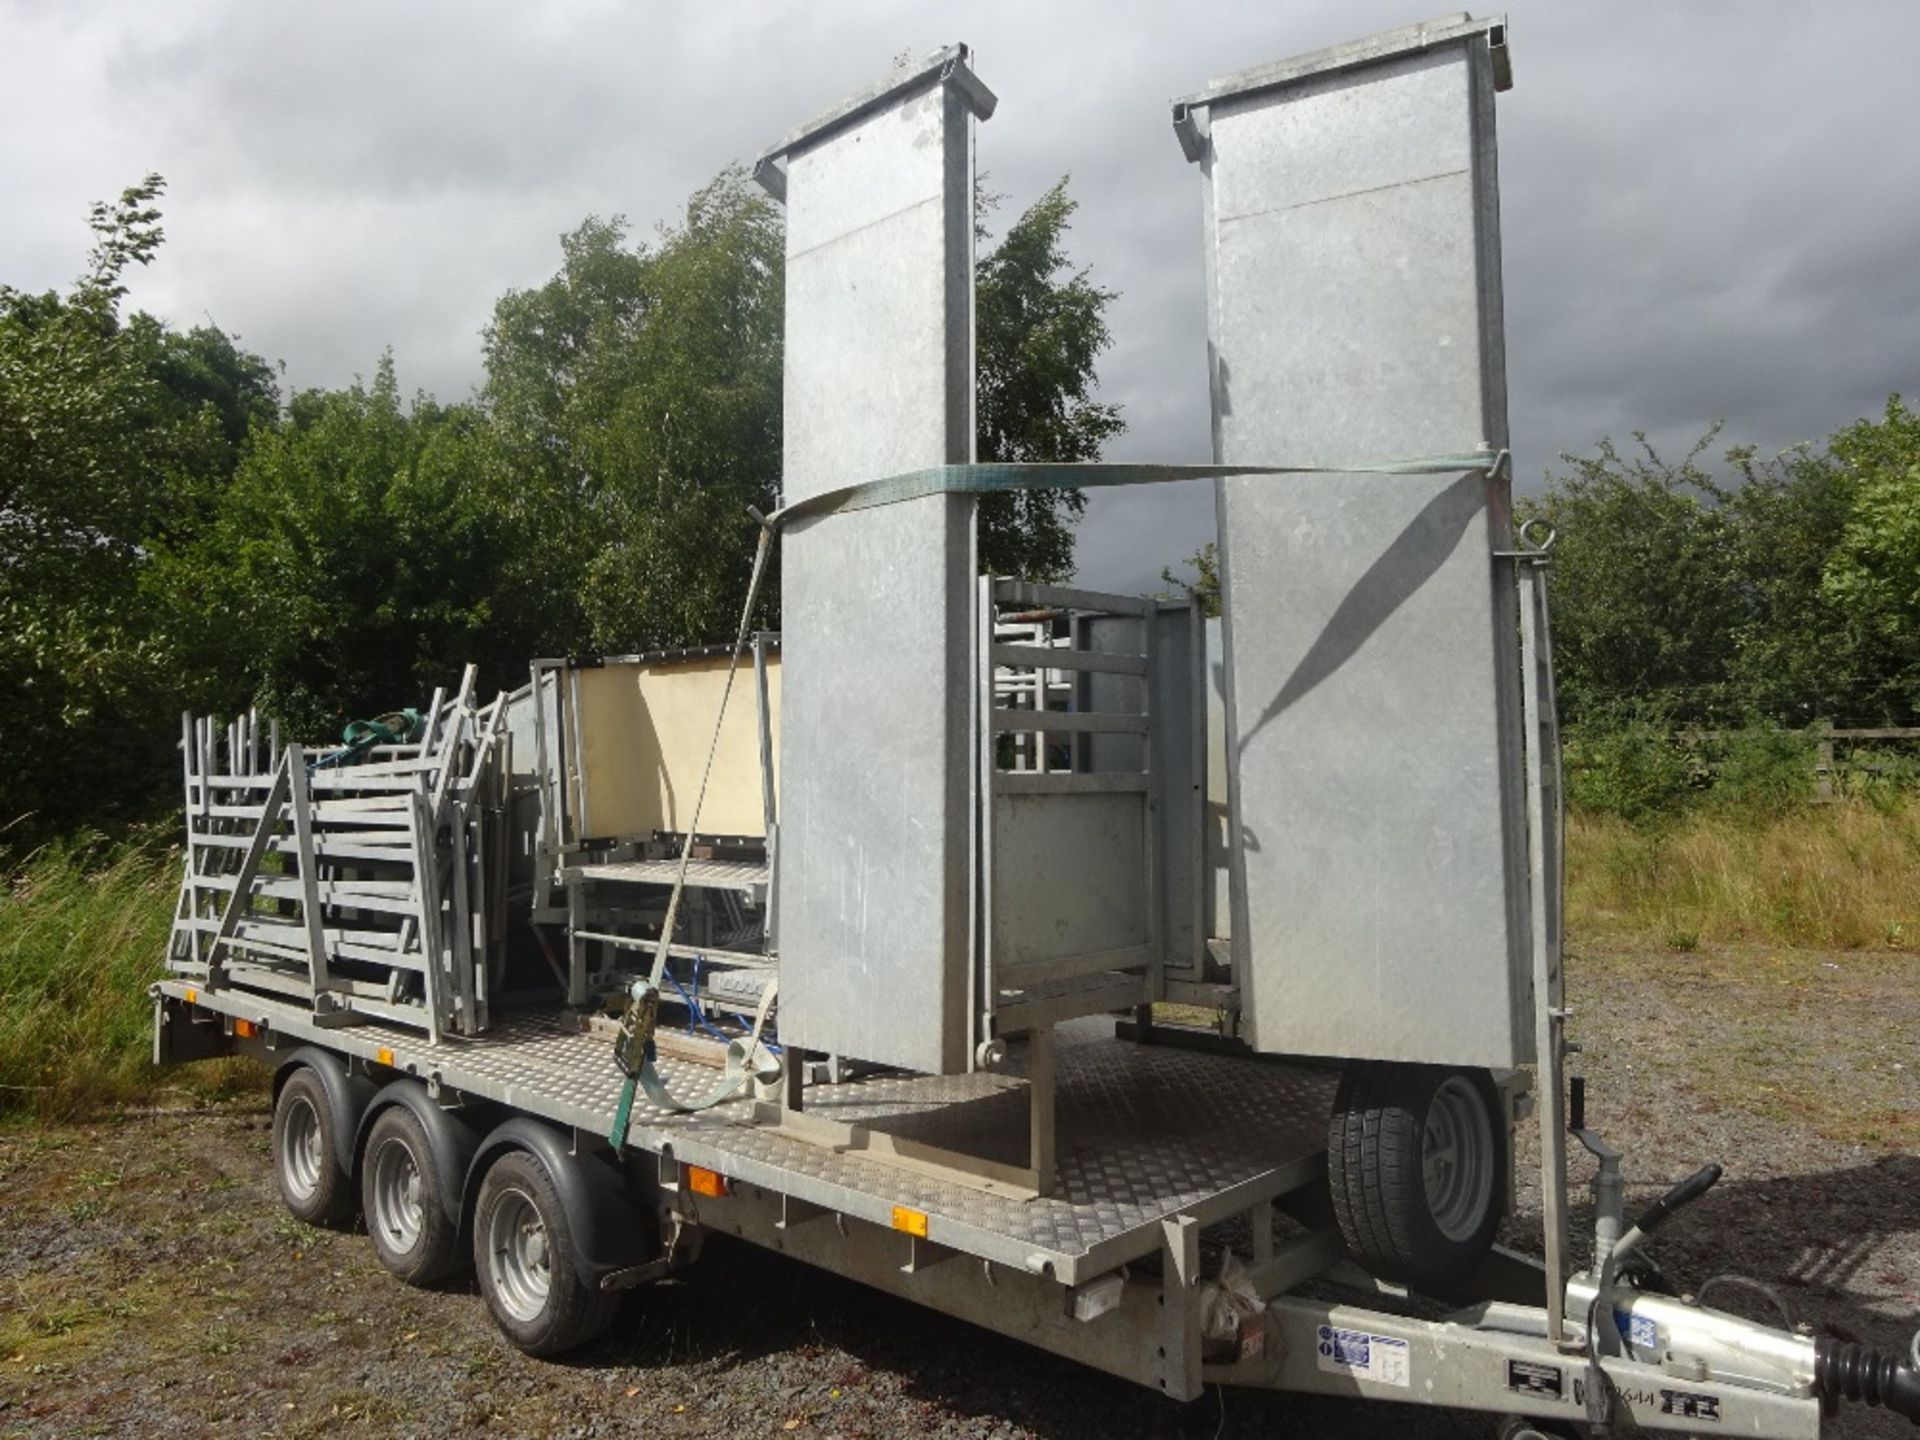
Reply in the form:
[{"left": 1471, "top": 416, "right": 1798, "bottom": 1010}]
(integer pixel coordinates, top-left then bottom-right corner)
[{"left": 1518, "top": 557, "right": 1570, "bottom": 1344}]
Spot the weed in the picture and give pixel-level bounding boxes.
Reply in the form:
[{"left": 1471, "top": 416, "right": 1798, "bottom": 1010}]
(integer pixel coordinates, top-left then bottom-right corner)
[
  {"left": 272, "top": 1214, "right": 323, "bottom": 1250},
  {"left": 32, "top": 1304, "right": 89, "bottom": 1338}
]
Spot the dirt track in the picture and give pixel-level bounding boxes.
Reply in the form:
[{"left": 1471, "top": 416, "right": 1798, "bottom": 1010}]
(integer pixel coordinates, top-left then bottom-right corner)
[{"left": 2, "top": 941, "right": 1915, "bottom": 1439}]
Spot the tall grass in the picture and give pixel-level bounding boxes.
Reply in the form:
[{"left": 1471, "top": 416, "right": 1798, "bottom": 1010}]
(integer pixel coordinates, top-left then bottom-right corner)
[
  {"left": 0, "top": 834, "right": 207, "bottom": 1120},
  {"left": 1567, "top": 798, "right": 1920, "bottom": 950}
]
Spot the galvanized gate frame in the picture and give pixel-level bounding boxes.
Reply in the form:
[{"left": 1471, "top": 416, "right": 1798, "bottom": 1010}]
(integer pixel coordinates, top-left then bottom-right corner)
[{"left": 1508, "top": 518, "right": 1573, "bottom": 1345}]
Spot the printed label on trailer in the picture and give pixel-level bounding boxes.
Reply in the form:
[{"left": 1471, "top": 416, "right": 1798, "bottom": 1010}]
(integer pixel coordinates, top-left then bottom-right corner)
[
  {"left": 1661, "top": 1389, "right": 1722, "bottom": 1422},
  {"left": 1506, "top": 1359, "right": 1565, "bottom": 1399},
  {"left": 1316, "top": 1325, "right": 1410, "bottom": 1388},
  {"left": 1615, "top": 1308, "right": 1660, "bottom": 1353}
]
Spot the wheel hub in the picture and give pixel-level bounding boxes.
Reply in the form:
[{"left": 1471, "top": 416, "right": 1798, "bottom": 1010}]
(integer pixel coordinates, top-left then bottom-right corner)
[
  {"left": 486, "top": 1187, "right": 553, "bottom": 1323},
  {"left": 1423, "top": 1075, "right": 1495, "bottom": 1242},
  {"left": 371, "top": 1136, "right": 426, "bottom": 1252},
  {"left": 278, "top": 1096, "right": 323, "bottom": 1200}
]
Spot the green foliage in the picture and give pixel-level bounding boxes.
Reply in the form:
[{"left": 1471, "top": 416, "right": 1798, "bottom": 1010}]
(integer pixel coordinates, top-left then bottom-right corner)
[
  {"left": 1821, "top": 398, "right": 1920, "bottom": 707},
  {"left": 483, "top": 170, "right": 784, "bottom": 655},
  {"left": 1563, "top": 702, "right": 1695, "bottom": 824},
  {"left": 0, "top": 175, "right": 279, "bottom": 839},
  {"left": 152, "top": 357, "right": 521, "bottom": 737},
  {"left": 1161, "top": 542, "right": 1221, "bottom": 617},
  {"left": 1528, "top": 400, "right": 1920, "bottom": 730},
  {"left": 1525, "top": 431, "right": 1742, "bottom": 723},
  {"left": 1704, "top": 721, "right": 1817, "bottom": 820},
  {"left": 975, "top": 179, "right": 1123, "bottom": 580}
]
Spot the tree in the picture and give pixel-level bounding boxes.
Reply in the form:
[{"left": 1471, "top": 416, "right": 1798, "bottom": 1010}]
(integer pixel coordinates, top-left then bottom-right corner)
[
  {"left": 155, "top": 356, "right": 521, "bottom": 738},
  {"left": 483, "top": 171, "right": 784, "bottom": 656},
  {"left": 975, "top": 179, "right": 1123, "bottom": 580},
  {"left": 481, "top": 170, "right": 1125, "bottom": 656},
  {"left": 0, "top": 176, "right": 277, "bottom": 836},
  {"left": 1524, "top": 405, "right": 1920, "bottom": 731},
  {"left": 1161, "top": 542, "right": 1221, "bottom": 617},
  {"left": 1521, "top": 431, "right": 1744, "bottom": 724},
  {"left": 1718, "top": 442, "right": 1861, "bottom": 724},
  {"left": 1819, "top": 396, "right": 1920, "bottom": 721}
]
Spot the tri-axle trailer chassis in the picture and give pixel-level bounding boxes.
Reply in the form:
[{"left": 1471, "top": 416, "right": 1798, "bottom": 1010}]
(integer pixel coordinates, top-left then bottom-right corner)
[{"left": 153, "top": 982, "right": 1914, "bottom": 1437}]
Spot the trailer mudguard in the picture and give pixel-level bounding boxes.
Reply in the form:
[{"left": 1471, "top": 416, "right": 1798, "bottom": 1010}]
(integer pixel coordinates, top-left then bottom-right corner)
[
  {"left": 464, "top": 1118, "right": 657, "bottom": 1284},
  {"left": 355, "top": 1080, "right": 486, "bottom": 1231},
  {"left": 272, "top": 1046, "right": 376, "bottom": 1180}
]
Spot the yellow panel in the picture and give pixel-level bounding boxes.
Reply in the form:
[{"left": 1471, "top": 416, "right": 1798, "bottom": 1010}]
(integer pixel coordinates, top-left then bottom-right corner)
[{"left": 574, "top": 655, "right": 780, "bottom": 840}]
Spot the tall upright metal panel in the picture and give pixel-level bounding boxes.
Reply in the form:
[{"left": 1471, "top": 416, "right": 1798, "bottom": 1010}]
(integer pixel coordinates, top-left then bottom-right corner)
[
  {"left": 755, "top": 49, "right": 995, "bottom": 1074},
  {"left": 1175, "top": 15, "right": 1532, "bottom": 1068}
]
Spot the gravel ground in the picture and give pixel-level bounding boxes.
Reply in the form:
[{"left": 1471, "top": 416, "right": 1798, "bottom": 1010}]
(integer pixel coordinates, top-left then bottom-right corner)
[{"left": 1, "top": 940, "right": 1914, "bottom": 1440}]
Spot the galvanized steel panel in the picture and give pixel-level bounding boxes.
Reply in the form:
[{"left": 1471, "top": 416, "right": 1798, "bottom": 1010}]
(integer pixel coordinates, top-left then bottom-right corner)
[
  {"left": 766, "top": 55, "right": 989, "bottom": 1073},
  {"left": 1189, "top": 21, "right": 1532, "bottom": 1068},
  {"left": 991, "top": 792, "right": 1148, "bottom": 976},
  {"left": 1085, "top": 607, "right": 1204, "bottom": 974}
]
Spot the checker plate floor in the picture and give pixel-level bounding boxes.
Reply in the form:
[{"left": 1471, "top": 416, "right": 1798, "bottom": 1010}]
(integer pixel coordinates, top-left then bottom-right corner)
[{"left": 191, "top": 991, "right": 1333, "bottom": 1277}]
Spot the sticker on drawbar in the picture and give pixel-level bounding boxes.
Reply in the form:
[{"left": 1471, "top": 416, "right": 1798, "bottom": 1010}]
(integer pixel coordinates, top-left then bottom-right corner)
[
  {"left": 1316, "top": 1325, "right": 1410, "bottom": 1388},
  {"left": 1506, "top": 1359, "right": 1565, "bottom": 1399},
  {"left": 1660, "top": 1389, "right": 1721, "bottom": 1422}
]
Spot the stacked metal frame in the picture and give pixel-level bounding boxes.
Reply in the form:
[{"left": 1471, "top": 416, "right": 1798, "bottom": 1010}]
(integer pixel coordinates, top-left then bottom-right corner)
[
  {"left": 1175, "top": 15, "right": 1536, "bottom": 1068},
  {"left": 167, "top": 668, "right": 511, "bottom": 1042}
]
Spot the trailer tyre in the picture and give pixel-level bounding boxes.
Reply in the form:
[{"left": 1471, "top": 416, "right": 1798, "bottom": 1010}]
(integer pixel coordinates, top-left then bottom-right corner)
[
  {"left": 362, "top": 1106, "right": 464, "bottom": 1285},
  {"left": 1328, "top": 1062, "right": 1504, "bottom": 1293},
  {"left": 473, "top": 1150, "right": 619, "bottom": 1356},
  {"left": 273, "top": 1066, "right": 355, "bottom": 1226}
]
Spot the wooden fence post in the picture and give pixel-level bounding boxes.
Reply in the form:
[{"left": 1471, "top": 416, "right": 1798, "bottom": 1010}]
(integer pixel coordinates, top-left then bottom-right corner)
[{"left": 1813, "top": 719, "right": 1835, "bottom": 803}]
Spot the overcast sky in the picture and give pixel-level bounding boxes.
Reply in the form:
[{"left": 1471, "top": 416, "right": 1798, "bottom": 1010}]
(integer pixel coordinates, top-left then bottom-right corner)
[{"left": 4, "top": 2, "right": 1917, "bottom": 593}]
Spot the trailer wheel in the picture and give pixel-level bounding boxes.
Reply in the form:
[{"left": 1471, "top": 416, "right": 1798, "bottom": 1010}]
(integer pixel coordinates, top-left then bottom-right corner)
[
  {"left": 362, "top": 1106, "right": 464, "bottom": 1285},
  {"left": 472, "top": 1150, "right": 619, "bottom": 1356},
  {"left": 273, "top": 1066, "right": 355, "bottom": 1225},
  {"left": 1328, "top": 1062, "right": 1504, "bottom": 1293}
]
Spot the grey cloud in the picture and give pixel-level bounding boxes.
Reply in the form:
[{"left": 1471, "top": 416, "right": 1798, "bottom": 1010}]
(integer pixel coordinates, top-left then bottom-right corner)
[{"left": 4, "top": 0, "right": 1915, "bottom": 596}]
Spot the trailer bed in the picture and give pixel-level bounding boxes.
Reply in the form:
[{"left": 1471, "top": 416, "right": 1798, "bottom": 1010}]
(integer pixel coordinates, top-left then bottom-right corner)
[{"left": 156, "top": 980, "right": 1332, "bottom": 1284}]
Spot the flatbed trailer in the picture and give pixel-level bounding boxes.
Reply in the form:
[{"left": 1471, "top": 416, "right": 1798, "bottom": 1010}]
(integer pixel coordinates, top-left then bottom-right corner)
[
  {"left": 150, "top": 16, "right": 1920, "bottom": 1437},
  {"left": 154, "top": 976, "right": 1911, "bottom": 1437}
]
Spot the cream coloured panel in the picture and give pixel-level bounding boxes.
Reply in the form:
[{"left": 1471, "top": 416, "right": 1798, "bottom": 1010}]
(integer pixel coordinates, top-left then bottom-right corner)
[{"left": 573, "top": 655, "right": 779, "bottom": 841}]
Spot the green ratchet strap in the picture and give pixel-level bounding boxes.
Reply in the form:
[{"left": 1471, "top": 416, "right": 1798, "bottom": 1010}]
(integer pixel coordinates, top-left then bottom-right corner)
[
  {"left": 608, "top": 977, "right": 781, "bottom": 1149},
  {"left": 607, "top": 449, "right": 1507, "bottom": 1150},
  {"left": 765, "top": 452, "right": 1507, "bottom": 530}
]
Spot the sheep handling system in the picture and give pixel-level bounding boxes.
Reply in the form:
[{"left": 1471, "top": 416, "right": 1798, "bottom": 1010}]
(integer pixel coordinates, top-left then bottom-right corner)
[{"left": 150, "top": 16, "right": 1920, "bottom": 1436}]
